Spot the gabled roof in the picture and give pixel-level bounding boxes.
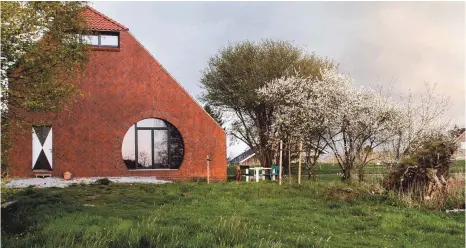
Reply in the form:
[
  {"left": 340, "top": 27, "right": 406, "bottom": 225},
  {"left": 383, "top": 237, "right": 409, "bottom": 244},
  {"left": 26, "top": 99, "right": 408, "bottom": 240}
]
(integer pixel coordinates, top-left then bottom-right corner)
[
  {"left": 82, "top": 6, "right": 128, "bottom": 31},
  {"left": 454, "top": 130, "right": 466, "bottom": 143},
  {"left": 229, "top": 149, "right": 255, "bottom": 164}
]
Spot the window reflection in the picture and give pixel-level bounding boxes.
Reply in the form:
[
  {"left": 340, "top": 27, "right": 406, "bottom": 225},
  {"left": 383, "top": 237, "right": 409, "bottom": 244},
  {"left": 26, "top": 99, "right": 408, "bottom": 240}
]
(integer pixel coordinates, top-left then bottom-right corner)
[
  {"left": 122, "top": 118, "right": 184, "bottom": 170},
  {"left": 83, "top": 35, "right": 99, "bottom": 46},
  {"left": 81, "top": 32, "right": 119, "bottom": 47},
  {"left": 100, "top": 35, "right": 118, "bottom": 46},
  {"left": 137, "top": 118, "right": 166, "bottom": 128},
  {"left": 137, "top": 130, "right": 152, "bottom": 169}
]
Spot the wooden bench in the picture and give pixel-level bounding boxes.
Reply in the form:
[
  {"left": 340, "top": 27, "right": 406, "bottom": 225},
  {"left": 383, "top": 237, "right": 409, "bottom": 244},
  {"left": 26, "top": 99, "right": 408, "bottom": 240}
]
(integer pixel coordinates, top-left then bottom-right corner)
[{"left": 34, "top": 174, "right": 52, "bottom": 178}]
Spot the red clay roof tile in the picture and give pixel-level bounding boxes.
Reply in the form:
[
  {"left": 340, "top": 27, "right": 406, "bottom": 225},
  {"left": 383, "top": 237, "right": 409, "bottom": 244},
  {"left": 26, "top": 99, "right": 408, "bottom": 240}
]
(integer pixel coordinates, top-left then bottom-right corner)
[{"left": 82, "top": 6, "right": 128, "bottom": 31}]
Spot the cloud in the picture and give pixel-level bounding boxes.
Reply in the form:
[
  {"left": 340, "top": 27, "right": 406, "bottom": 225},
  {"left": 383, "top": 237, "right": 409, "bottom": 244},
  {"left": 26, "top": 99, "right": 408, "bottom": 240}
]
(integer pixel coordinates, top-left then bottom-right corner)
[{"left": 333, "top": 2, "right": 465, "bottom": 126}]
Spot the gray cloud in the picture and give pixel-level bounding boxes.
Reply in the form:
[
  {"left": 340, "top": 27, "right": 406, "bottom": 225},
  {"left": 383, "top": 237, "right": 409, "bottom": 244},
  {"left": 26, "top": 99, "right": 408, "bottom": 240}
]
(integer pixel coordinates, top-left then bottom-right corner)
[{"left": 92, "top": 1, "right": 465, "bottom": 157}]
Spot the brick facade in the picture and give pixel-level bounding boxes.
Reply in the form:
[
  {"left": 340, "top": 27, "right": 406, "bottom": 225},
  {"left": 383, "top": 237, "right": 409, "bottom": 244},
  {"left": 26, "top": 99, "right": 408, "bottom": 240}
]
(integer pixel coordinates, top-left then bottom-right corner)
[{"left": 7, "top": 12, "right": 226, "bottom": 181}]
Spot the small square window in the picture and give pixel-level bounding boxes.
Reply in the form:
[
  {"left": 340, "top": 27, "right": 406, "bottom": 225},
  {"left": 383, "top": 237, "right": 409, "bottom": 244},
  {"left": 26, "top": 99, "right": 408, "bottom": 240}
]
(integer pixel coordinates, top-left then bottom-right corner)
[
  {"left": 83, "top": 35, "right": 99, "bottom": 46},
  {"left": 100, "top": 34, "right": 119, "bottom": 47}
]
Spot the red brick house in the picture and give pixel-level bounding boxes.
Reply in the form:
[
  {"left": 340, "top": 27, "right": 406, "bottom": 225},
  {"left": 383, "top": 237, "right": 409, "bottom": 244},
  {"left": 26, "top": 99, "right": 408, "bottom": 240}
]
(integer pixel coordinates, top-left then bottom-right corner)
[{"left": 7, "top": 7, "right": 226, "bottom": 181}]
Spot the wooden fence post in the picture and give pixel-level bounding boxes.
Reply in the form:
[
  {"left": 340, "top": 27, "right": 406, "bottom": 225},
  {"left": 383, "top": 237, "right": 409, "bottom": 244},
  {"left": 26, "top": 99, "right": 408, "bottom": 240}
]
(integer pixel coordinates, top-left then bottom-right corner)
[
  {"left": 207, "top": 155, "right": 211, "bottom": 184},
  {"left": 279, "top": 140, "right": 283, "bottom": 186},
  {"left": 288, "top": 144, "right": 292, "bottom": 184},
  {"left": 298, "top": 141, "right": 303, "bottom": 185}
]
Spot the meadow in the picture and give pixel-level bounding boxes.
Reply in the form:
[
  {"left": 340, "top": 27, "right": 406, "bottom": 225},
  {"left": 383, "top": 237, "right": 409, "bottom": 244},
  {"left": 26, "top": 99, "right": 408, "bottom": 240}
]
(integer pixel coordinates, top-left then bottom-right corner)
[{"left": 1, "top": 174, "right": 464, "bottom": 248}]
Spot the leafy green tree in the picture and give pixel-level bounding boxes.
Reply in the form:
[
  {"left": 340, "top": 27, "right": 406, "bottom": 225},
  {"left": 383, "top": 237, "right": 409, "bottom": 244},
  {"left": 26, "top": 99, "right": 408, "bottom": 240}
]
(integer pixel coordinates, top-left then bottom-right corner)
[
  {"left": 1, "top": 2, "right": 89, "bottom": 169},
  {"left": 200, "top": 39, "right": 336, "bottom": 167}
]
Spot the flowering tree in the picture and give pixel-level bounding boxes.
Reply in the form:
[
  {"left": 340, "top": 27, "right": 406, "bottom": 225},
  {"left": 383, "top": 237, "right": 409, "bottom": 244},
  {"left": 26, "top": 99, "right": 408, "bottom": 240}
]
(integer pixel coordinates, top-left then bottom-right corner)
[
  {"left": 257, "top": 75, "right": 326, "bottom": 179},
  {"left": 258, "top": 69, "right": 403, "bottom": 181},
  {"left": 385, "top": 83, "right": 451, "bottom": 162},
  {"left": 200, "top": 39, "right": 336, "bottom": 167}
]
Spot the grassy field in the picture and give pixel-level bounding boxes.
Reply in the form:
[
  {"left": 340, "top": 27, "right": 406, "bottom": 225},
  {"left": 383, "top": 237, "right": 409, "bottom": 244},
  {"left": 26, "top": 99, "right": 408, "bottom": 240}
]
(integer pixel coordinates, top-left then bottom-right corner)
[{"left": 2, "top": 180, "right": 464, "bottom": 248}]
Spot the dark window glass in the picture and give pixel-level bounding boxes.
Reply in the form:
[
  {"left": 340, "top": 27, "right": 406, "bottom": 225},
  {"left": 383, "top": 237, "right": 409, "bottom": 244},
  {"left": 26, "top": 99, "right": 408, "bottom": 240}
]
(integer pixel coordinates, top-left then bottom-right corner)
[
  {"left": 122, "top": 118, "right": 184, "bottom": 170},
  {"left": 169, "top": 125, "right": 184, "bottom": 168}
]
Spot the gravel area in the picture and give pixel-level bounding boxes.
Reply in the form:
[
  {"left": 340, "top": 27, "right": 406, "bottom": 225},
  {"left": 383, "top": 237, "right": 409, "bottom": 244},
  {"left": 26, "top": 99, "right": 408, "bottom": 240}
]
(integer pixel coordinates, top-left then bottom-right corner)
[{"left": 5, "top": 177, "right": 171, "bottom": 189}]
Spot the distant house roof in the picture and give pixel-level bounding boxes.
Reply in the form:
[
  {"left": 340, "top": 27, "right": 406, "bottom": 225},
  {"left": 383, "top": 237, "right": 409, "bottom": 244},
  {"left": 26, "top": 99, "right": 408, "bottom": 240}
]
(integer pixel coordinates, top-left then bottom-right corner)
[
  {"left": 229, "top": 149, "right": 255, "bottom": 164},
  {"left": 455, "top": 131, "right": 466, "bottom": 143},
  {"left": 82, "top": 6, "right": 128, "bottom": 31},
  {"left": 228, "top": 146, "right": 330, "bottom": 164}
]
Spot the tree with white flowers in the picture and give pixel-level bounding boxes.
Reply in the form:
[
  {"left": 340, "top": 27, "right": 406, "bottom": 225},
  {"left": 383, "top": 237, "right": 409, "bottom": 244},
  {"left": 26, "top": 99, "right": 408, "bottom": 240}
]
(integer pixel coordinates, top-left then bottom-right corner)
[
  {"left": 384, "top": 83, "right": 451, "bottom": 162},
  {"left": 200, "top": 40, "right": 336, "bottom": 168},
  {"left": 258, "top": 69, "right": 404, "bottom": 181}
]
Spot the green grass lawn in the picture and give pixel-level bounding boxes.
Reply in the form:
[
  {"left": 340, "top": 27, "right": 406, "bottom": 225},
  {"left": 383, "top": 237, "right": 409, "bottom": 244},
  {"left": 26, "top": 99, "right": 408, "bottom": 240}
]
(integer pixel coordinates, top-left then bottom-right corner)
[{"left": 2, "top": 180, "right": 464, "bottom": 248}]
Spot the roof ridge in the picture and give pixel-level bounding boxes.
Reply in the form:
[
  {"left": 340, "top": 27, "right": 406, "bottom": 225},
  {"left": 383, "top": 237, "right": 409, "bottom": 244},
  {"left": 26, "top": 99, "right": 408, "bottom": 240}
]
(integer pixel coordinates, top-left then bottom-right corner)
[
  {"left": 454, "top": 130, "right": 465, "bottom": 143},
  {"left": 85, "top": 5, "right": 128, "bottom": 31},
  {"left": 126, "top": 31, "right": 226, "bottom": 134}
]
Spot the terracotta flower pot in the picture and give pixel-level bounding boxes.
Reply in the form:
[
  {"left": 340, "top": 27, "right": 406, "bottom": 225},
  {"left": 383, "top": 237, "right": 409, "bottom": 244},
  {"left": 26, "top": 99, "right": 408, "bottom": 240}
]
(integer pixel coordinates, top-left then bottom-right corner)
[{"left": 64, "top": 172, "right": 72, "bottom": 180}]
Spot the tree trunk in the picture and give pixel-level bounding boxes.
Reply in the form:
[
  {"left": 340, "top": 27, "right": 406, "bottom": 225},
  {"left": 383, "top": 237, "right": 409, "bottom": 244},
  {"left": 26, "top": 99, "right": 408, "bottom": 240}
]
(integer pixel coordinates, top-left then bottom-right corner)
[
  {"left": 357, "top": 167, "right": 364, "bottom": 182},
  {"left": 259, "top": 149, "right": 273, "bottom": 168},
  {"left": 342, "top": 167, "right": 351, "bottom": 181},
  {"left": 311, "top": 165, "right": 317, "bottom": 181},
  {"left": 282, "top": 146, "right": 290, "bottom": 174}
]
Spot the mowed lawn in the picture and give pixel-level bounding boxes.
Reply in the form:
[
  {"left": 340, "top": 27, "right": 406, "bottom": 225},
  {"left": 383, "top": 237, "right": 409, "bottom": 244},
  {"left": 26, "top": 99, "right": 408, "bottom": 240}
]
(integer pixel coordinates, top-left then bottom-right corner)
[{"left": 2, "top": 180, "right": 464, "bottom": 248}]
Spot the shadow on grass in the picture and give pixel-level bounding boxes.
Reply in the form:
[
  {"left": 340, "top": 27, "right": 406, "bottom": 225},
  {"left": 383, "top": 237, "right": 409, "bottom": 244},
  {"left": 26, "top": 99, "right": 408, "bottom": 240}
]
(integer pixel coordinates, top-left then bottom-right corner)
[{"left": 2, "top": 187, "right": 79, "bottom": 235}]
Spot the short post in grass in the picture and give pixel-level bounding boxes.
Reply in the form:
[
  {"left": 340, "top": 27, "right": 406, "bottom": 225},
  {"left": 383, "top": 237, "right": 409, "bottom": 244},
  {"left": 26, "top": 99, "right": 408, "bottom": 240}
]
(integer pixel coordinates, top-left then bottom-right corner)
[
  {"left": 279, "top": 140, "right": 283, "bottom": 186},
  {"left": 207, "top": 155, "right": 211, "bottom": 184},
  {"left": 288, "top": 144, "right": 292, "bottom": 184},
  {"left": 298, "top": 141, "right": 302, "bottom": 185}
]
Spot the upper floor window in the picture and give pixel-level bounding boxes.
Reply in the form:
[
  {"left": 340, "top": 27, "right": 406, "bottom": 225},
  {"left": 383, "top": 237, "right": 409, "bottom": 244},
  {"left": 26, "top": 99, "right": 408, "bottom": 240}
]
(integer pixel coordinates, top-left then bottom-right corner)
[{"left": 83, "top": 31, "right": 119, "bottom": 47}]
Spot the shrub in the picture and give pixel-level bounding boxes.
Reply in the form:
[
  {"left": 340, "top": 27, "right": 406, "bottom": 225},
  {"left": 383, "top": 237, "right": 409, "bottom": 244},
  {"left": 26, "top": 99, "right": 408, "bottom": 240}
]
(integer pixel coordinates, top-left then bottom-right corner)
[
  {"left": 383, "top": 133, "right": 460, "bottom": 208},
  {"left": 94, "top": 178, "right": 111, "bottom": 185}
]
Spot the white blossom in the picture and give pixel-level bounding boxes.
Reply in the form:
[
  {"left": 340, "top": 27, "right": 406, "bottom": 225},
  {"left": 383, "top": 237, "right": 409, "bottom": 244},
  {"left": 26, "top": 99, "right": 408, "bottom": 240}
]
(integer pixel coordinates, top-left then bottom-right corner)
[{"left": 258, "top": 69, "right": 405, "bottom": 179}]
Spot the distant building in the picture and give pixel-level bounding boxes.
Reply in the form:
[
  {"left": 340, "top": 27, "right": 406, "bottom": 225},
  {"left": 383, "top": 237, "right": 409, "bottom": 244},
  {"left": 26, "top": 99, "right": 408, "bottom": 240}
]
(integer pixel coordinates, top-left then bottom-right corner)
[
  {"left": 228, "top": 149, "right": 260, "bottom": 166},
  {"left": 453, "top": 131, "right": 466, "bottom": 160},
  {"left": 229, "top": 147, "right": 328, "bottom": 166}
]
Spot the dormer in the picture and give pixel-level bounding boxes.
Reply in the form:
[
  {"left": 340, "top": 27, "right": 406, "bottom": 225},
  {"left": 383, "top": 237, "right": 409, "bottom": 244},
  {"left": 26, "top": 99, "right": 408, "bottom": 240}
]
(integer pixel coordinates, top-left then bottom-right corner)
[{"left": 81, "top": 6, "right": 128, "bottom": 50}]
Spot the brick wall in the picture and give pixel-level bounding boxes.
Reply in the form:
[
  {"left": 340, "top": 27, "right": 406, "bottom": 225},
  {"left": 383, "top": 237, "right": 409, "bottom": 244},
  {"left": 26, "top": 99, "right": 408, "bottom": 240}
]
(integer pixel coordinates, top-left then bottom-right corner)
[{"left": 7, "top": 31, "right": 227, "bottom": 181}]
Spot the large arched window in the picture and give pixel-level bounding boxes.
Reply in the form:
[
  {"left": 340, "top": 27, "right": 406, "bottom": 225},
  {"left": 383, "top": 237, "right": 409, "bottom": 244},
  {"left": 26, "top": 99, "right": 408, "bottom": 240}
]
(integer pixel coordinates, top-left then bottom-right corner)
[{"left": 122, "top": 118, "right": 184, "bottom": 169}]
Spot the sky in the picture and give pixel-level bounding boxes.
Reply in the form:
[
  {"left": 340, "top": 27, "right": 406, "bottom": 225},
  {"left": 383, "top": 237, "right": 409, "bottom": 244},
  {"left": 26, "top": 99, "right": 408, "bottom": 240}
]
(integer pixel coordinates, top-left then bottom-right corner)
[{"left": 91, "top": 1, "right": 465, "bottom": 158}]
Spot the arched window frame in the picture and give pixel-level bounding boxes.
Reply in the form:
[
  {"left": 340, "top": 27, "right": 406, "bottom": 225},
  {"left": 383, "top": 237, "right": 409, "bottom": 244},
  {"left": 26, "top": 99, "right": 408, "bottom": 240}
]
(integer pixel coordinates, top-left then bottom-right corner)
[{"left": 123, "top": 118, "right": 184, "bottom": 170}]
